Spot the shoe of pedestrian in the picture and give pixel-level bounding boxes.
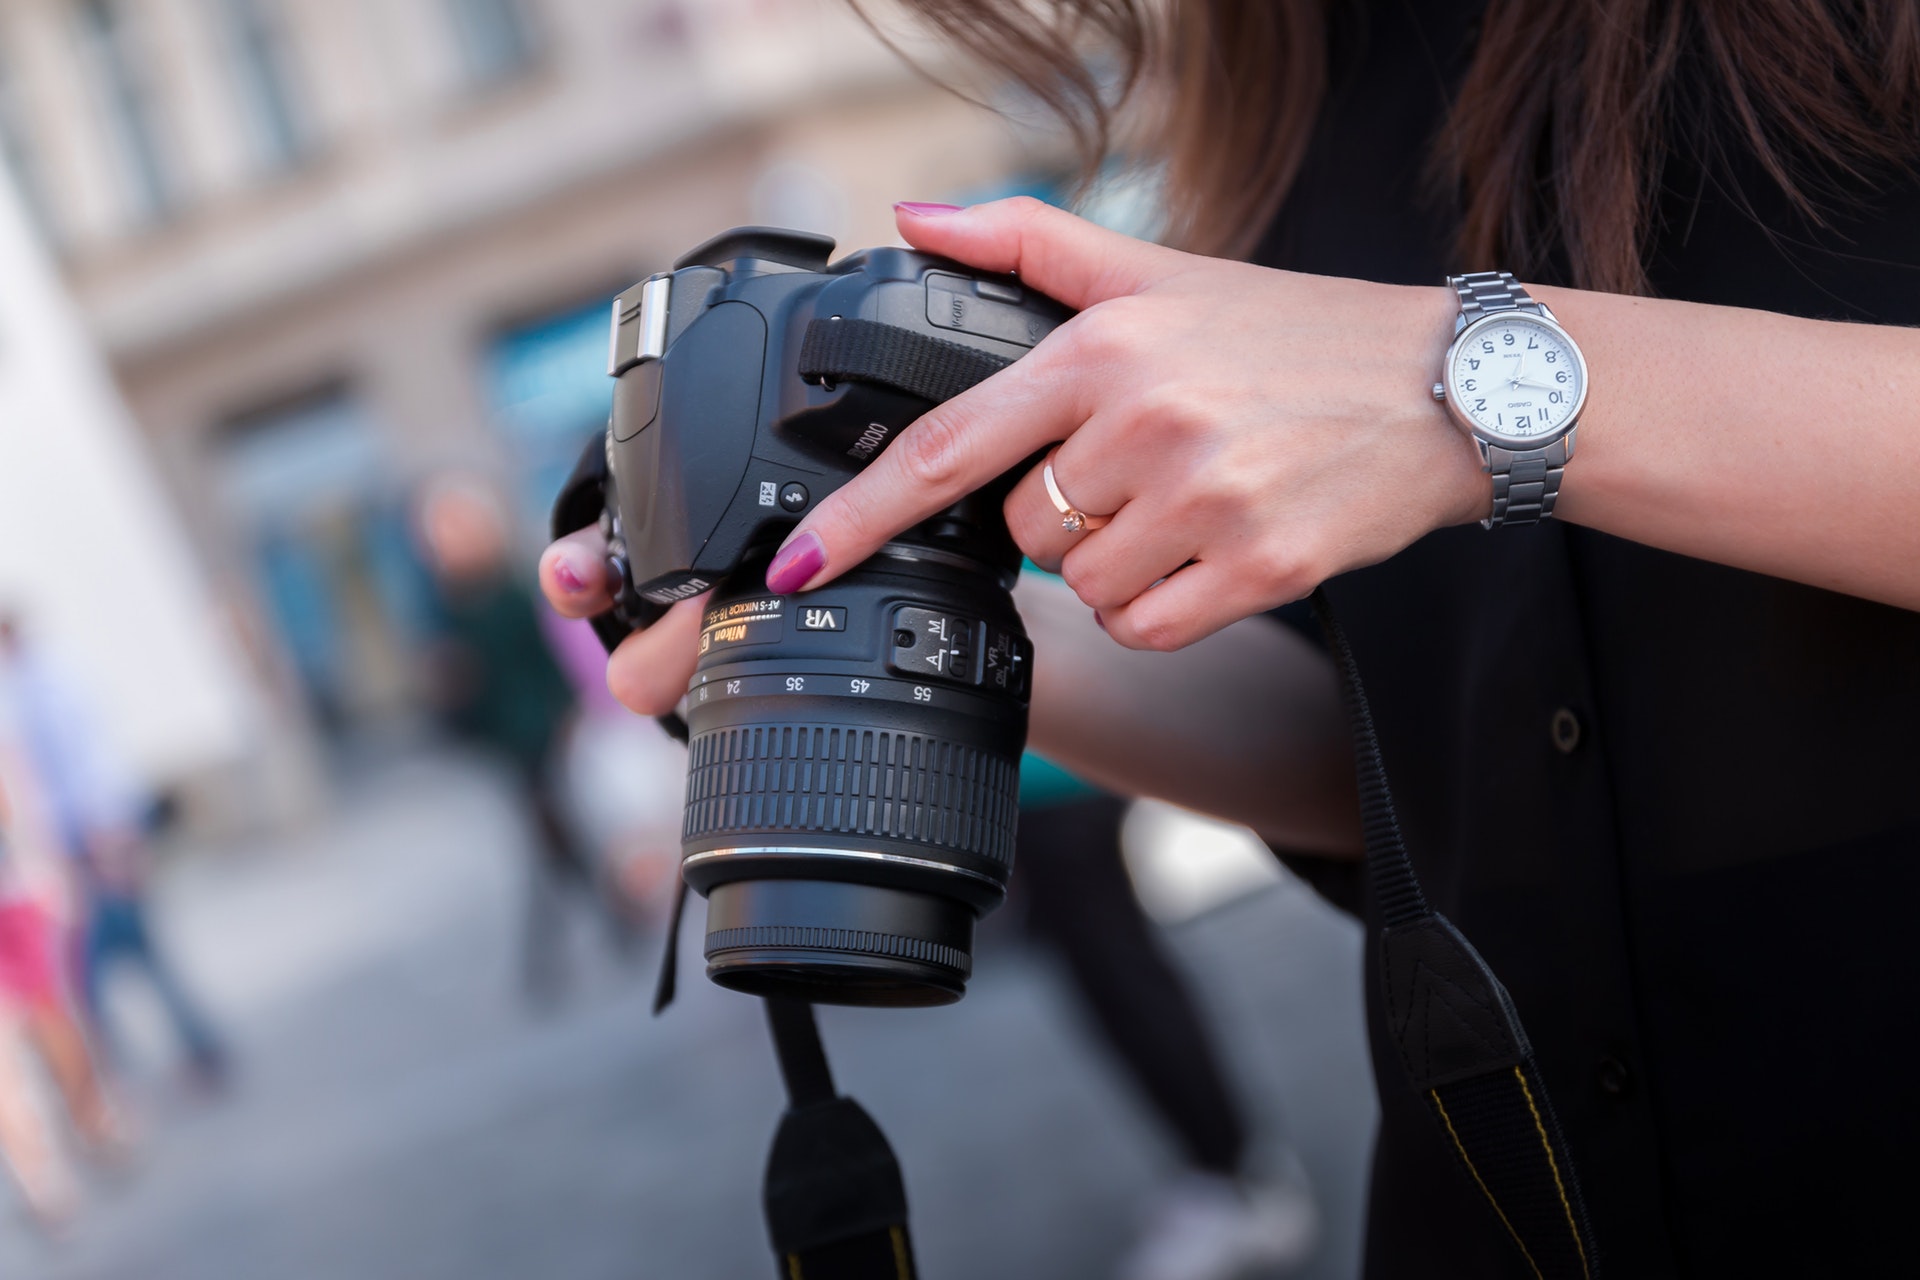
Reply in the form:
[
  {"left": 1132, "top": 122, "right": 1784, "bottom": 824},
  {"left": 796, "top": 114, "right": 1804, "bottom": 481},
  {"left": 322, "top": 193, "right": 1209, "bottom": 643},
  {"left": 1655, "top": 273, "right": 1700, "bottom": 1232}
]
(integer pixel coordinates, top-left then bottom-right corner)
[{"left": 1116, "top": 1167, "right": 1319, "bottom": 1280}]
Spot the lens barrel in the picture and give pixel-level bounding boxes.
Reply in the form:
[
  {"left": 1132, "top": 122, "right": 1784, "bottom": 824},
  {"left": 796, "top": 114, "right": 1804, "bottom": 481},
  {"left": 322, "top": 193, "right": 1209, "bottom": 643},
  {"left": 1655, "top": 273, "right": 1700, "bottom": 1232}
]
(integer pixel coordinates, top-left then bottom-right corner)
[{"left": 678, "top": 544, "right": 1030, "bottom": 1007}]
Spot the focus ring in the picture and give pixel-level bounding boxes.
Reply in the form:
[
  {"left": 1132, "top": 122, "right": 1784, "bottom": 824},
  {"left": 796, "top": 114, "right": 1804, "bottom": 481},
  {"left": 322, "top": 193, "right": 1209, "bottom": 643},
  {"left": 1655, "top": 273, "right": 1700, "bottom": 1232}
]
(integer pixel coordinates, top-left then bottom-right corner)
[
  {"left": 683, "top": 724, "right": 1020, "bottom": 867},
  {"left": 704, "top": 924, "right": 971, "bottom": 975}
]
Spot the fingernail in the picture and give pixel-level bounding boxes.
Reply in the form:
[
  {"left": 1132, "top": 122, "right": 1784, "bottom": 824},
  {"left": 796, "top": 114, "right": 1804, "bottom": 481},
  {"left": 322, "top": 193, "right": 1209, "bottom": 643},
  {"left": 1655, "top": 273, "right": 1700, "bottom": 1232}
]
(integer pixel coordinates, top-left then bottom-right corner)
[
  {"left": 552, "top": 555, "right": 590, "bottom": 594},
  {"left": 766, "top": 531, "right": 827, "bottom": 594},
  {"left": 1093, "top": 611, "right": 1107, "bottom": 633},
  {"left": 895, "top": 201, "right": 964, "bottom": 217}
]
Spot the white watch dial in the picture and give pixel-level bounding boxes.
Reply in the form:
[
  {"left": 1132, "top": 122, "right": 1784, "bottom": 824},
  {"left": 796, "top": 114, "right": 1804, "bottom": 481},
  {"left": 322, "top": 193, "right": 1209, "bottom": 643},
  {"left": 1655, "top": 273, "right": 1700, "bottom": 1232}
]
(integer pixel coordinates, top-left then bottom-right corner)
[{"left": 1450, "top": 315, "right": 1582, "bottom": 441}]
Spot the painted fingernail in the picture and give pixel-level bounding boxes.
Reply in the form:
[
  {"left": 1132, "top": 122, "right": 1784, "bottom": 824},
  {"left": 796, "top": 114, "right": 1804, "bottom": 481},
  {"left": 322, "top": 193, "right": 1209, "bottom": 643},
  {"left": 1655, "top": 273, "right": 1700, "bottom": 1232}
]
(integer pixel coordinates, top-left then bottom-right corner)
[
  {"left": 552, "top": 554, "right": 591, "bottom": 594},
  {"left": 895, "top": 201, "right": 964, "bottom": 217},
  {"left": 766, "top": 531, "right": 827, "bottom": 594}
]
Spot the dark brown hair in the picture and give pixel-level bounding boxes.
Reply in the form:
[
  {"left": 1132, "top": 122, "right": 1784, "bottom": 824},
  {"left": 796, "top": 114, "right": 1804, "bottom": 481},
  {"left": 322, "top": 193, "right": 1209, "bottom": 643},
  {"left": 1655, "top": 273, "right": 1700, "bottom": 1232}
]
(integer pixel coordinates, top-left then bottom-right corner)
[{"left": 859, "top": 0, "right": 1920, "bottom": 293}]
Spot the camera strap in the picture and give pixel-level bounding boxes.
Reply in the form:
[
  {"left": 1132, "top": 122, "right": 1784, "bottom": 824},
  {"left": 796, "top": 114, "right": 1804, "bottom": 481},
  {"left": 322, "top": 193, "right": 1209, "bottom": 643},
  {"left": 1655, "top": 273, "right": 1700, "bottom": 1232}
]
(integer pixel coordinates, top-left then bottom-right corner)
[
  {"left": 1310, "top": 589, "right": 1600, "bottom": 1279},
  {"left": 554, "top": 435, "right": 919, "bottom": 1279},
  {"left": 762, "top": 999, "right": 919, "bottom": 1280}
]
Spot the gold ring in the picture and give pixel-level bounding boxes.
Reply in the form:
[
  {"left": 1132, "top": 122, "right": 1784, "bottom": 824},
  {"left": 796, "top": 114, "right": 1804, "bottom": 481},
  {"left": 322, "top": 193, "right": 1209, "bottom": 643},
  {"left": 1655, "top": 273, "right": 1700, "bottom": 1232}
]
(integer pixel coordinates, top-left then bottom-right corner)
[{"left": 1042, "top": 449, "right": 1109, "bottom": 533}]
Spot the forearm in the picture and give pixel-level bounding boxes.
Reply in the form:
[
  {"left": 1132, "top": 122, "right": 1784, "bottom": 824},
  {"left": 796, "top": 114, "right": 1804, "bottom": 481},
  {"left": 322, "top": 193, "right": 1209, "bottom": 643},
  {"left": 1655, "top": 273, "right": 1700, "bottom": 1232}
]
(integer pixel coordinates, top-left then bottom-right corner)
[
  {"left": 1015, "top": 575, "right": 1362, "bottom": 855},
  {"left": 1529, "top": 286, "right": 1920, "bottom": 609}
]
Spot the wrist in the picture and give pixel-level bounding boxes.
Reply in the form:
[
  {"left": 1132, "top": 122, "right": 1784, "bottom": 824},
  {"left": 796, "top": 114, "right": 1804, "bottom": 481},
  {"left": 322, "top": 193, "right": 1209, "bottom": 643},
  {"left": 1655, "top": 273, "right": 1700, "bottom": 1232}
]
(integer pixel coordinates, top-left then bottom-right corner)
[{"left": 1397, "top": 281, "right": 1496, "bottom": 526}]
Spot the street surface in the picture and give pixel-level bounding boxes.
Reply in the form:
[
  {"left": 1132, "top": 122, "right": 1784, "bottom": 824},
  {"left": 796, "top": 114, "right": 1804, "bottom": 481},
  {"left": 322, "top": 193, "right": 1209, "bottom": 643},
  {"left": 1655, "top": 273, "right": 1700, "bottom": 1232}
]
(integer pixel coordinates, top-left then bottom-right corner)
[{"left": 0, "top": 753, "right": 1376, "bottom": 1280}]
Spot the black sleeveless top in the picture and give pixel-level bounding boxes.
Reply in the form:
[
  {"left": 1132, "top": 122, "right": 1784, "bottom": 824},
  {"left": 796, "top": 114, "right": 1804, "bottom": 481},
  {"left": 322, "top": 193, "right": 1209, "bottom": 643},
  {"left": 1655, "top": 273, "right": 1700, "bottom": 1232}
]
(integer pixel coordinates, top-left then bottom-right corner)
[{"left": 1256, "top": 5, "right": 1920, "bottom": 1276}]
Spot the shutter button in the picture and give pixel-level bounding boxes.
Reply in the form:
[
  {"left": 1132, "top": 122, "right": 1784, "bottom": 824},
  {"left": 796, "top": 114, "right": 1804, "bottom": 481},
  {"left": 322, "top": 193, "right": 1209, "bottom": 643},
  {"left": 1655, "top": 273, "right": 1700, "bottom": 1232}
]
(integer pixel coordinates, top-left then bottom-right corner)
[
  {"left": 1551, "top": 707, "right": 1582, "bottom": 754},
  {"left": 1597, "top": 1057, "right": 1633, "bottom": 1098}
]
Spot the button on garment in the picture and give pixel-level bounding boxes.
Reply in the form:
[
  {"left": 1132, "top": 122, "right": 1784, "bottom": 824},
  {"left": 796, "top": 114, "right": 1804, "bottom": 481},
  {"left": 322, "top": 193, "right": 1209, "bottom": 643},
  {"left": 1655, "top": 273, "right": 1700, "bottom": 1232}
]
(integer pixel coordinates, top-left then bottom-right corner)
[{"left": 1550, "top": 707, "right": 1581, "bottom": 754}]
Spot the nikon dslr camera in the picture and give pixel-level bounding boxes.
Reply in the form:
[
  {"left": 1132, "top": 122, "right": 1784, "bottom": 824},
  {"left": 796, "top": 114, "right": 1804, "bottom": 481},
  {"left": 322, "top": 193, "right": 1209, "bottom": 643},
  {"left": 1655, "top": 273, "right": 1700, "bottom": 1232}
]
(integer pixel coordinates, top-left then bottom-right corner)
[{"left": 554, "top": 227, "right": 1071, "bottom": 1008}]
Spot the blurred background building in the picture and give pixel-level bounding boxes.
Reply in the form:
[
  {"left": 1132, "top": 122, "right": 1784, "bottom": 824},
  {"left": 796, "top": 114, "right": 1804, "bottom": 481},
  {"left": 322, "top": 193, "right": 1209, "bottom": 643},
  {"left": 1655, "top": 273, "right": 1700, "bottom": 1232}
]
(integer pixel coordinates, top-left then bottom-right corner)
[{"left": 0, "top": 0, "right": 1063, "bottom": 830}]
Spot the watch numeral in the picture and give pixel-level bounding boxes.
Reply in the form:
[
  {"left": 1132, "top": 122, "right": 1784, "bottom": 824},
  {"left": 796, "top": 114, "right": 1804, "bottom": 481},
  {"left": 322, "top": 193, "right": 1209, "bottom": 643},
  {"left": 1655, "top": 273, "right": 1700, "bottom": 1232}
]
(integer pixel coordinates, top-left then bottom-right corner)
[
  {"left": 1555, "top": 370, "right": 1569, "bottom": 383},
  {"left": 1468, "top": 358, "right": 1480, "bottom": 370},
  {"left": 1526, "top": 337, "right": 1539, "bottom": 349},
  {"left": 1513, "top": 415, "right": 1530, "bottom": 430},
  {"left": 1481, "top": 340, "right": 1495, "bottom": 353},
  {"left": 1473, "top": 398, "right": 1486, "bottom": 412},
  {"left": 1548, "top": 390, "right": 1563, "bottom": 404},
  {"left": 1544, "top": 350, "right": 1557, "bottom": 363},
  {"left": 1502, "top": 332, "right": 1515, "bottom": 345},
  {"left": 1462, "top": 378, "right": 1477, "bottom": 391}
]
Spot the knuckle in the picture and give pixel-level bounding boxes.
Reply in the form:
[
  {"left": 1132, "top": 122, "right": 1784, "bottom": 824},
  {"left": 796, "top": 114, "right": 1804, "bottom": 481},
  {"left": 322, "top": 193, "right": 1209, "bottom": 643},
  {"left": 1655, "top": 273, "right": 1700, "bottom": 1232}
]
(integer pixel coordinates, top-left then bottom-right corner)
[
  {"left": 1000, "top": 194, "right": 1051, "bottom": 223},
  {"left": 895, "top": 409, "right": 971, "bottom": 492},
  {"left": 1061, "top": 302, "right": 1139, "bottom": 365},
  {"left": 1129, "top": 612, "right": 1185, "bottom": 652},
  {"left": 1004, "top": 501, "right": 1055, "bottom": 558},
  {"left": 1117, "top": 593, "right": 1188, "bottom": 652},
  {"left": 1057, "top": 554, "right": 1096, "bottom": 601}
]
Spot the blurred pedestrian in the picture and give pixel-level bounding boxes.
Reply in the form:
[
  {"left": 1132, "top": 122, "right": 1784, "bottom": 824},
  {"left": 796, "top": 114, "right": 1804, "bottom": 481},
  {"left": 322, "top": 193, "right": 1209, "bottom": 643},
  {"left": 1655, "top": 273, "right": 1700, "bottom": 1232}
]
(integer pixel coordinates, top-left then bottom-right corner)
[
  {"left": 1016, "top": 758, "right": 1316, "bottom": 1280},
  {"left": 413, "top": 474, "right": 640, "bottom": 1003},
  {"left": 0, "top": 769, "right": 124, "bottom": 1230},
  {"left": 0, "top": 615, "right": 228, "bottom": 1091}
]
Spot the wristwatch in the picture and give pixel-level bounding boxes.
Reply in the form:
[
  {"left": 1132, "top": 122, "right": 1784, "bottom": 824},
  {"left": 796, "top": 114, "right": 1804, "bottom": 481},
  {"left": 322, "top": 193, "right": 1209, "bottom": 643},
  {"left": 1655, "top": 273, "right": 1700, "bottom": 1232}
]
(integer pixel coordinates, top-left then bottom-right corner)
[{"left": 1432, "top": 271, "right": 1589, "bottom": 528}]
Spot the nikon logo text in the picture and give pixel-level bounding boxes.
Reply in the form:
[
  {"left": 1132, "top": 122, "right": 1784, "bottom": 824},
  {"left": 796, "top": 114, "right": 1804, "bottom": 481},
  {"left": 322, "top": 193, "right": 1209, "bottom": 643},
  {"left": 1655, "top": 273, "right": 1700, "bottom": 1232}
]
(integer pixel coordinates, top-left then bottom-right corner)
[{"left": 847, "top": 422, "right": 889, "bottom": 461}]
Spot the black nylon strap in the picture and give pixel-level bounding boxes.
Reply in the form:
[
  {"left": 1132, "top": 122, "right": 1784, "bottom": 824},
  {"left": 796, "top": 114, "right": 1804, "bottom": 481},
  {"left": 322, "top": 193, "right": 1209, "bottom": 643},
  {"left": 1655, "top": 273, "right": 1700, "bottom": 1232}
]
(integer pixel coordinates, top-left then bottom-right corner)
[
  {"left": 1311, "top": 589, "right": 1599, "bottom": 1278},
  {"left": 766, "top": 998, "right": 836, "bottom": 1108},
  {"left": 763, "top": 1000, "right": 918, "bottom": 1280},
  {"left": 799, "top": 317, "right": 1012, "bottom": 404}
]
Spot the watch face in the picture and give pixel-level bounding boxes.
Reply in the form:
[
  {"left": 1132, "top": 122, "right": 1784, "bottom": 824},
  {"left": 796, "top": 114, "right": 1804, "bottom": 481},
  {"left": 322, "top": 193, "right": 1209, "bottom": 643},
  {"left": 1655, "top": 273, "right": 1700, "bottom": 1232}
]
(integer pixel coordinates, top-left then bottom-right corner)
[{"left": 1448, "top": 313, "right": 1584, "bottom": 442}]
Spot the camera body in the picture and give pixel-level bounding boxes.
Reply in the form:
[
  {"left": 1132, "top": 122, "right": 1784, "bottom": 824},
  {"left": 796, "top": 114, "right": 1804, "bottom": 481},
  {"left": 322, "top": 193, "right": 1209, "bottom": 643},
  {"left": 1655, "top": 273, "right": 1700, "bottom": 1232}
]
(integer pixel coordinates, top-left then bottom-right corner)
[{"left": 582, "top": 227, "right": 1071, "bottom": 1006}]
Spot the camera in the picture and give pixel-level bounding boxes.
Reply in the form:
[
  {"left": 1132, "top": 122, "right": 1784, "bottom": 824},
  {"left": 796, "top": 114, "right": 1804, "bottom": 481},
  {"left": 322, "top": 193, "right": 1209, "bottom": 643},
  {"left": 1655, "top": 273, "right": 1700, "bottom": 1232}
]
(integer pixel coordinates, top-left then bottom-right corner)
[{"left": 561, "top": 227, "right": 1070, "bottom": 1007}]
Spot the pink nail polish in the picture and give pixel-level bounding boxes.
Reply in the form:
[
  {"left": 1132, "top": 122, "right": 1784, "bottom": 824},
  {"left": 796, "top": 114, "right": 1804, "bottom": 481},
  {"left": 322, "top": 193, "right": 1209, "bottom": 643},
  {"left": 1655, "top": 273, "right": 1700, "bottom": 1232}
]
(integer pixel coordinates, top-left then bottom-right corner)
[
  {"left": 766, "top": 531, "right": 827, "bottom": 594},
  {"left": 895, "top": 201, "right": 964, "bottom": 217},
  {"left": 553, "top": 558, "right": 588, "bottom": 593}
]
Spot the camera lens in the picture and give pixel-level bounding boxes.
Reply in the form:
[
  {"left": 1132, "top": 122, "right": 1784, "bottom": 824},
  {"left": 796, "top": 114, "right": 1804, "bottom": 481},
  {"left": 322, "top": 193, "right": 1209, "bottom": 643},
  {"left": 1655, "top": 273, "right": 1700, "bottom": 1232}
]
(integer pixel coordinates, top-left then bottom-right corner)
[{"left": 678, "top": 542, "right": 1030, "bottom": 1007}]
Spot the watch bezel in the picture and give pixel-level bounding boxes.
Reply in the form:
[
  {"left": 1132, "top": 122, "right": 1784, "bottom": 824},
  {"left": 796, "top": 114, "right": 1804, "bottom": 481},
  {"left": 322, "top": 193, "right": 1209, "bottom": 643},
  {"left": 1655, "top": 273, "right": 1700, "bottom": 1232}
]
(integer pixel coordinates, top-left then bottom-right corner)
[{"left": 1441, "top": 308, "right": 1588, "bottom": 451}]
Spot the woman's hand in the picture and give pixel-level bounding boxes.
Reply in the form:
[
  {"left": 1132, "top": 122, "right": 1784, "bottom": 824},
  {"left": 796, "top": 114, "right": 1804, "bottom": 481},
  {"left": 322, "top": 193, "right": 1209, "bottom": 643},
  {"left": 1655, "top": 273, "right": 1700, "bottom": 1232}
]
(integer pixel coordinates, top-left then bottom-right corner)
[
  {"left": 761, "top": 197, "right": 1488, "bottom": 650},
  {"left": 538, "top": 529, "right": 704, "bottom": 716}
]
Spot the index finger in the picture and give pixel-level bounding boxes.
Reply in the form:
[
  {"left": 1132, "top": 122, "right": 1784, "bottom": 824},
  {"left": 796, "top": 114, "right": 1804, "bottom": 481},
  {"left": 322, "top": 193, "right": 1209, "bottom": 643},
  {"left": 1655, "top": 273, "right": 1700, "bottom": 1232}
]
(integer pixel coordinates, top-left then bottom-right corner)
[{"left": 764, "top": 338, "right": 1089, "bottom": 593}]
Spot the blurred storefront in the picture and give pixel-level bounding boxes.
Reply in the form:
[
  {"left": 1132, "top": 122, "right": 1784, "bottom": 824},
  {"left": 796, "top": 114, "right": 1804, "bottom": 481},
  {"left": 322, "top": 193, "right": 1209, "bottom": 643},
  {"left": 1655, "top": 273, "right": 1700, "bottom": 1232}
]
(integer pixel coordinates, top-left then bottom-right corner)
[{"left": 0, "top": 0, "right": 1064, "bottom": 826}]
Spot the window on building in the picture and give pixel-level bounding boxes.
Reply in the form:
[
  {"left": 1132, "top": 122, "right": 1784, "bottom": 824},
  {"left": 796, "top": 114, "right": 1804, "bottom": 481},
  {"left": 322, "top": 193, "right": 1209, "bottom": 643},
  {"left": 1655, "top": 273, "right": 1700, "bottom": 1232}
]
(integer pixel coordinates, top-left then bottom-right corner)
[
  {"left": 215, "top": 0, "right": 305, "bottom": 172},
  {"left": 75, "top": 0, "right": 173, "bottom": 221},
  {"left": 215, "top": 388, "right": 425, "bottom": 734},
  {"left": 444, "top": 0, "right": 538, "bottom": 87},
  {"left": 485, "top": 298, "right": 618, "bottom": 528}
]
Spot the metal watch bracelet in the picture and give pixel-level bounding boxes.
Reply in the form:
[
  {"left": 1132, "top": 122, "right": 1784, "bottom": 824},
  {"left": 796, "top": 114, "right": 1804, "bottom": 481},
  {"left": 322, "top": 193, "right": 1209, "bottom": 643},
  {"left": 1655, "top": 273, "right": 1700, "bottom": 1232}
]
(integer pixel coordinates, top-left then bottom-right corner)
[{"left": 1448, "top": 270, "right": 1566, "bottom": 527}]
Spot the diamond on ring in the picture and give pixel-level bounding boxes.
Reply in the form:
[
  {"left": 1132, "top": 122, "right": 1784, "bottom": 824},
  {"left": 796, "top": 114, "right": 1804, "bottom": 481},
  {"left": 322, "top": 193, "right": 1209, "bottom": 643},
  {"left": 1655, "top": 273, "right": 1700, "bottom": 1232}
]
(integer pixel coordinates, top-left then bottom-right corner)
[{"left": 1042, "top": 448, "right": 1108, "bottom": 534}]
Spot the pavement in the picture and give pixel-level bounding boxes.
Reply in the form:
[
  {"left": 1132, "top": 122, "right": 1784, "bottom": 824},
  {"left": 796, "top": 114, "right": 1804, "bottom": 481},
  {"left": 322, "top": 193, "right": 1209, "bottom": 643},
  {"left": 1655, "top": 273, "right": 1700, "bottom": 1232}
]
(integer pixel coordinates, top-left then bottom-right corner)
[{"left": 0, "top": 752, "right": 1377, "bottom": 1280}]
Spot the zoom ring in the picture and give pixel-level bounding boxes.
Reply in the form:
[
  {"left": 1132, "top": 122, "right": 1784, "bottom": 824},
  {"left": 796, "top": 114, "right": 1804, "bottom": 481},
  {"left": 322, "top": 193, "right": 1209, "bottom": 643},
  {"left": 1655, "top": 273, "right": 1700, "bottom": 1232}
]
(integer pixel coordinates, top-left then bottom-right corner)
[
  {"left": 683, "top": 723, "right": 1019, "bottom": 866},
  {"left": 704, "top": 924, "right": 971, "bottom": 975}
]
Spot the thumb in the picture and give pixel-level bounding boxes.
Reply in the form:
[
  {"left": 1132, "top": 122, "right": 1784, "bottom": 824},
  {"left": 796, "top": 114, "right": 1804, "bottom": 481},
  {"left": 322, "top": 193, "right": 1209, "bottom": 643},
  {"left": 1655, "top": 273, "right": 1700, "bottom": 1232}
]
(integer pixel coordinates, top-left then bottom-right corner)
[{"left": 894, "top": 196, "right": 1184, "bottom": 310}]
